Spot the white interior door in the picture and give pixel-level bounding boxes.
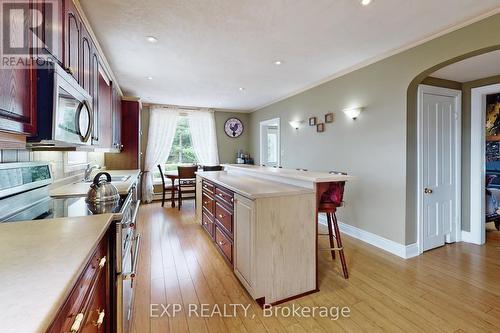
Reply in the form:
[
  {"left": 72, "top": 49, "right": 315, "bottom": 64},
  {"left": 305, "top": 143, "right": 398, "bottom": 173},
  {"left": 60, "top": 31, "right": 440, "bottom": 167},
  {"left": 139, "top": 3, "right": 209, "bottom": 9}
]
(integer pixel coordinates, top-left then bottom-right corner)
[
  {"left": 419, "top": 85, "right": 461, "bottom": 252},
  {"left": 259, "top": 118, "right": 280, "bottom": 167}
]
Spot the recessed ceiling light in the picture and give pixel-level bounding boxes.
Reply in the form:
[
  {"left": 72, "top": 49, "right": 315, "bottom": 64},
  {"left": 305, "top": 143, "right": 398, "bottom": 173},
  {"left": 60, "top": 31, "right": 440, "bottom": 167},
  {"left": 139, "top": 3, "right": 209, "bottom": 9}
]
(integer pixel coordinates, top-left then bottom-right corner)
[
  {"left": 274, "top": 60, "right": 283, "bottom": 65},
  {"left": 238, "top": 87, "right": 245, "bottom": 91},
  {"left": 361, "top": 0, "right": 372, "bottom": 6},
  {"left": 147, "top": 76, "right": 153, "bottom": 80},
  {"left": 146, "top": 36, "right": 158, "bottom": 43}
]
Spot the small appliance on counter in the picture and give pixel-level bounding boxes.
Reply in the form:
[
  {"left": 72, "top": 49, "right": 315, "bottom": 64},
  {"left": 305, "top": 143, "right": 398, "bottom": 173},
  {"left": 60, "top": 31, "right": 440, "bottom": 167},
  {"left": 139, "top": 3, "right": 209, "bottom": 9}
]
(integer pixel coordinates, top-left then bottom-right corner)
[{"left": 236, "top": 149, "right": 254, "bottom": 164}]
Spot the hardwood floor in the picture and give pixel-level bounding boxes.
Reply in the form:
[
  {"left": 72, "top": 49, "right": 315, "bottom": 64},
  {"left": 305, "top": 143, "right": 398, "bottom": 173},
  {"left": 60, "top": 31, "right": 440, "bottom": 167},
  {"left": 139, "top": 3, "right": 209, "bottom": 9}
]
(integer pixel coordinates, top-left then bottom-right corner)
[{"left": 131, "top": 202, "right": 500, "bottom": 333}]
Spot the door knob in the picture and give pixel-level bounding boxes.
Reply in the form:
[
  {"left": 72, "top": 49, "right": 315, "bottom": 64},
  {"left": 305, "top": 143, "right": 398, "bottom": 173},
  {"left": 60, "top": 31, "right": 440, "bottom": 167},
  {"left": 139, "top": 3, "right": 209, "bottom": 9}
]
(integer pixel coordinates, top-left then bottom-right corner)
[{"left": 424, "top": 188, "right": 433, "bottom": 194}]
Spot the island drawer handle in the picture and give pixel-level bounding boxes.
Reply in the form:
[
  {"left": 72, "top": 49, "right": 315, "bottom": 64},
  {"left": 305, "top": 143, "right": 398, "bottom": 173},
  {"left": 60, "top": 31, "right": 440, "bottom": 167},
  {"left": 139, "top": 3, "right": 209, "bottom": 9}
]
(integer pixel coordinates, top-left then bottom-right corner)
[
  {"left": 94, "top": 310, "right": 105, "bottom": 327},
  {"left": 218, "top": 214, "right": 224, "bottom": 219},
  {"left": 98, "top": 256, "right": 106, "bottom": 269},
  {"left": 218, "top": 240, "right": 225, "bottom": 246},
  {"left": 70, "top": 313, "right": 84, "bottom": 332}
]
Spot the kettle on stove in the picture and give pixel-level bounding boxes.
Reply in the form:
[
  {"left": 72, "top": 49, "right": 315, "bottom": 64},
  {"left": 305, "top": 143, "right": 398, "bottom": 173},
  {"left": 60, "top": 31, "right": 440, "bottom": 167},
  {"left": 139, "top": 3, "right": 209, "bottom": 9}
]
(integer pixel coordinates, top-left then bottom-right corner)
[{"left": 86, "top": 172, "right": 120, "bottom": 214}]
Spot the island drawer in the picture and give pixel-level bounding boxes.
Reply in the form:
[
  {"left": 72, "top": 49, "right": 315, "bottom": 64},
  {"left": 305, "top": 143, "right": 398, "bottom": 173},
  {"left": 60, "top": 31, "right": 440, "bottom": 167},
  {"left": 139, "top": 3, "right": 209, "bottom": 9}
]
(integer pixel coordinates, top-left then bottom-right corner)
[
  {"left": 202, "top": 192, "right": 214, "bottom": 216},
  {"left": 81, "top": 269, "right": 108, "bottom": 333},
  {"left": 215, "top": 225, "right": 233, "bottom": 265},
  {"left": 215, "top": 201, "right": 233, "bottom": 237},
  {"left": 202, "top": 180, "right": 215, "bottom": 195},
  {"left": 215, "top": 186, "right": 234, "bottom": 208},
  {"left": 46, "top": 235, "right": 108, "bottom": 333},
  {"left": 202, "top": 211, "right": 215, "bottom": 239}
]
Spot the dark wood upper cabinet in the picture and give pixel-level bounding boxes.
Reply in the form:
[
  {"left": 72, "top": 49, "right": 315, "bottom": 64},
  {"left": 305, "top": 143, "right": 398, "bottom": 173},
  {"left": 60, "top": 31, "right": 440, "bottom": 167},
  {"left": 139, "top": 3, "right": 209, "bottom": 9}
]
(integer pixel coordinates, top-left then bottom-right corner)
[
  {"left": 91, "top": 46, "right": 100, "bottom": 142},
  {"left": 33, "top": 0, "right": 64, "bottom": 64},
  {"left": 97, "top": 69, "right": 112, "bottom": 148},
  {"left": 0, "top": 68, "right": 37, "bottom": 135},
  {"left": 0, "top": 1, "right": 37, "bottom": 136},
  {"left": 111, "top": 85, "right": 122, "bottom": 149},
  {"left": 64, "top": 0, "right": 80, "bottom": 81},
  {"left": 80, "top": 24, "right": 92, "bottom": 94},
  {"left": 105, "top": 100, "right": 141, "bottom": 170}
]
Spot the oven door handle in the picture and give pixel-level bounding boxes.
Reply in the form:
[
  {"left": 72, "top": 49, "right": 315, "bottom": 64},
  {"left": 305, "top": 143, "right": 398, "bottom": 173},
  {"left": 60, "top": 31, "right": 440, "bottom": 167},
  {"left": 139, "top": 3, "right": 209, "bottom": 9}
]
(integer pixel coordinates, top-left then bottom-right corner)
[
  {"left": 123, "top": 233, "right": 141, "bottom": 280},
  {"left": 131, "top": 200, "right": 140, "bottom": 225}
]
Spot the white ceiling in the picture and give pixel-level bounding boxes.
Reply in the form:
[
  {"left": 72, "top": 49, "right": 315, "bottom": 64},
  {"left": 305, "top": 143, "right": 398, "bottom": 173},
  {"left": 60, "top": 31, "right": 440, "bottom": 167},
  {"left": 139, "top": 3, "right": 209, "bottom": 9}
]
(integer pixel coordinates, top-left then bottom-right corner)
[
  {"left": 431, "top": 49, "right": 500, "bottom": 83},
  {"left": 80, "top": 0, "right": 500, "bottom": 111}
]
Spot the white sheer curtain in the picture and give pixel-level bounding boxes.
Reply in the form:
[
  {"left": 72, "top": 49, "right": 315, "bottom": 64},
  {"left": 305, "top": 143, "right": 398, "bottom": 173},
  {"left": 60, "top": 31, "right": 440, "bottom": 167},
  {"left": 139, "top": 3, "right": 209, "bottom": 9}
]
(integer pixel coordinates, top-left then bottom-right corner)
[
  {"left": 142, "top": 106, "right": 179, "bottom": 203},
  {"left": 187, "top": 109, "right": 219, "bottom": 166}
]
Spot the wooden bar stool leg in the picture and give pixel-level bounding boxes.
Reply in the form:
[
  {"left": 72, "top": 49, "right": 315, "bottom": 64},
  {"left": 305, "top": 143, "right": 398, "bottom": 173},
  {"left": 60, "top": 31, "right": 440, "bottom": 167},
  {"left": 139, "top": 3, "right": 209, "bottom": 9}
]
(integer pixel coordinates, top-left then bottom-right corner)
[
  {"left": 326, "top": 213, "right": 336, "bottom": 260},
  {"left": 332, "top": 212, "right": 349, "bottom": 279}
]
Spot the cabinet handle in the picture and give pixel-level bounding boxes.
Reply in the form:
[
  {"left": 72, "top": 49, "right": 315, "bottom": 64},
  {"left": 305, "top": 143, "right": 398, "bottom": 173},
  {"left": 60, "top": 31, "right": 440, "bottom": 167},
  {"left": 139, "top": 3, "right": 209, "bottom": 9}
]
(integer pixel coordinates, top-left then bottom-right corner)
[
  {"left": 204, "top": 201, "right": 208, "bottom": 205},
  {"left": 94, "top": 310, "right": 105, "bottom": 328},
  {"left": 98, "top": 256, "right": 106, "bottom": 269},
  {"left": 70, "top": 313, "right": 84, "bottom": 332},
  {"left": 66, "top": 66, "right": 74, "bottom": 75},
  {"left": 218, "top": 240, "right": 225, "bottom": 246},
  {"left": 218, "top": 214, "right": 224, "bottom": 219}
]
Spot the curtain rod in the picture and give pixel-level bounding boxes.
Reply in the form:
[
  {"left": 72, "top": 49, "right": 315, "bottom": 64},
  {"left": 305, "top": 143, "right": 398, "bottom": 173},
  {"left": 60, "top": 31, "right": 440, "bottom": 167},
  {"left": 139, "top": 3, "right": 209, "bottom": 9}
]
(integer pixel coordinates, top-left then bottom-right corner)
[{"left": 143, "top": 103, "right": 213, "bottom": 112}]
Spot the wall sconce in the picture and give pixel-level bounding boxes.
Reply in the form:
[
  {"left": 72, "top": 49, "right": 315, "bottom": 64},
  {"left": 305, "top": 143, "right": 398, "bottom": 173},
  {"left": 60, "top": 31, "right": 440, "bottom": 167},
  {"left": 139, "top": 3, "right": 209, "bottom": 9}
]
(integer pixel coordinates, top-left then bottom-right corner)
[
  {"left": 343, "top": 107, "right": 363, "bottom": 120},
  {"left": 289, "top": 120, "right": 304, "bottom": 130}
]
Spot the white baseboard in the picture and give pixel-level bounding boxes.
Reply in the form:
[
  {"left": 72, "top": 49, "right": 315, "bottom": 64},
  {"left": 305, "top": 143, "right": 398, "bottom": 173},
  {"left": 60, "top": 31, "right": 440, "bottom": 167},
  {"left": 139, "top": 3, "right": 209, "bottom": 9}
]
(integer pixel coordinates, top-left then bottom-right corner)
[{"left": 318, "top": 215, "right": 418, "bottom": 259}]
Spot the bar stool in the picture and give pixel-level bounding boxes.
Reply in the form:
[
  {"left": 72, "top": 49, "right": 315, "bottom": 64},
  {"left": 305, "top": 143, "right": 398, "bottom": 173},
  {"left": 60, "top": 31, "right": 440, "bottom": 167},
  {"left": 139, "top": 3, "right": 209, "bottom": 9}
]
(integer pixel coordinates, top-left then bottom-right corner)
[{"left": 318, "top": 171, "right": 348, "bottom": 279}]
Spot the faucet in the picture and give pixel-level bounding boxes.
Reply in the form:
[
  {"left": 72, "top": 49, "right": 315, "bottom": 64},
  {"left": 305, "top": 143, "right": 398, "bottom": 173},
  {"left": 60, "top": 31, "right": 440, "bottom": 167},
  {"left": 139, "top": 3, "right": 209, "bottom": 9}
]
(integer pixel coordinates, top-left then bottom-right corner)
[{"left": 84, "top": 164, "right": 100, "bottom": 182}]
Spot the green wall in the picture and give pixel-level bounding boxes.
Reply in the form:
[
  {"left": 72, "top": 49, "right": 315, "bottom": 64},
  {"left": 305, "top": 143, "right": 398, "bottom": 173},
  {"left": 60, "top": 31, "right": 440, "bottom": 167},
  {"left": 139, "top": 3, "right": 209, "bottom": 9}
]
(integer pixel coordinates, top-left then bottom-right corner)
[
  {"left": 249, "top": 13, "right": 500, "bottom": 245},
  {"left": 214, "top": 111, "right": 250, "bottom": 164}
]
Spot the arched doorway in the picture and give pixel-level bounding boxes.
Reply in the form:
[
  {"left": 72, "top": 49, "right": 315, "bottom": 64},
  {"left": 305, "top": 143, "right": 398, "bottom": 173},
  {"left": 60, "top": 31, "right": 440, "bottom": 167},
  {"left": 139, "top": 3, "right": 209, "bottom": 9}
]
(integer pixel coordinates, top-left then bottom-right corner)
[{"left": 407, "top": 46, "right": 500, "bottom": 253}]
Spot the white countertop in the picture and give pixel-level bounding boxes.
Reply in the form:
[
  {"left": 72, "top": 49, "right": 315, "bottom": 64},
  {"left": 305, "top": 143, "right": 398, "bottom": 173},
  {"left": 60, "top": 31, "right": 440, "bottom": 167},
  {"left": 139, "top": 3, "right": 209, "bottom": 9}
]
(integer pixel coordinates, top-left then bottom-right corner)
[
  {"left": 49, "top": 169, "right": 141, "bottom": 197},
  {"left": 0, "top": 214, "right": 115, "bottom": 333},
  {"left": 223, "top": 164, "right": 353, "bottom": 183},
  {"left": 197, "top": 171, "right": 314, "bottom": 199}
]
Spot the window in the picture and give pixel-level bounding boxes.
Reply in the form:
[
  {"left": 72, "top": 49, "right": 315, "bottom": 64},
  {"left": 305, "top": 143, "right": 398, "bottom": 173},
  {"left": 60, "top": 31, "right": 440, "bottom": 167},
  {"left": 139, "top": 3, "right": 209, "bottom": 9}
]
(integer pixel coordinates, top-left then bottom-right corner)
[
  {"left": 154, "top": 117, "right": 198, "bottom": 181},
  {"left": 165, "top": 117, "right": 197, "bottom": 169}
]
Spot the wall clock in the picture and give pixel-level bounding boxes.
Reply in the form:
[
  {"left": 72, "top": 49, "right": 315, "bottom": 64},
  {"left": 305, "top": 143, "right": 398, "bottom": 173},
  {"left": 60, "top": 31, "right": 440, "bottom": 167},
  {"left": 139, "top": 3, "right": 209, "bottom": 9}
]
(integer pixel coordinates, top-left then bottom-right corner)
[{"left": 224, "top": 118, "right": 244, "bottom": 138}]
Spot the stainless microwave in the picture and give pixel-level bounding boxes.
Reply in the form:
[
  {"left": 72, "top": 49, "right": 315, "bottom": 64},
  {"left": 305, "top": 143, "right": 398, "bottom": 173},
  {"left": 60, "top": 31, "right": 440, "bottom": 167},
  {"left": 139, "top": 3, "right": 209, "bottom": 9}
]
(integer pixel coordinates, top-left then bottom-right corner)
[{"left": 28, "top": 62, "right": 94, "bottom": 147}]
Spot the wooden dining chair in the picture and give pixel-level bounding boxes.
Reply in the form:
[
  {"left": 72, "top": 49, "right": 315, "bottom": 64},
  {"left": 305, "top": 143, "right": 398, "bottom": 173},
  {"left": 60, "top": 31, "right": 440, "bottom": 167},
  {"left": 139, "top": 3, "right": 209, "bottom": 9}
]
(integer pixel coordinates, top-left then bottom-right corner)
[
  {"left": 157, "top": 165, "right": 171, "bottom": 207},
  {"left": 318, "top": 170, "right": 349, "bottom": 279},
  {"left": 177, "top": 165, "right": 198, "bottom": 210},
  {"left": 202, "top": 165, "right": 223, "bottom": 171}
]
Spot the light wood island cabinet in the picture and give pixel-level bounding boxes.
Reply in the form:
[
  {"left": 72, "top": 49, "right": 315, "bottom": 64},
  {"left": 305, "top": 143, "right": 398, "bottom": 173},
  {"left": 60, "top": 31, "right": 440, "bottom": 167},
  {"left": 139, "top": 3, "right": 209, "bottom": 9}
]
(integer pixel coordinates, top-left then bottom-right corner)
[{"left": 196, "top": 171, "right": 316, "bottom": 305}]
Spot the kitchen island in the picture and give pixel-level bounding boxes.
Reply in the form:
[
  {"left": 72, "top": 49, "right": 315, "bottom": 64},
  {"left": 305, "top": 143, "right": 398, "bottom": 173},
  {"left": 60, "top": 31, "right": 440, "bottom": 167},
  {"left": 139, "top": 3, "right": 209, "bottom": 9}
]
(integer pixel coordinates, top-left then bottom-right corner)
[{"left": 196, "top": 166, "right": 352, "bottom": 305}]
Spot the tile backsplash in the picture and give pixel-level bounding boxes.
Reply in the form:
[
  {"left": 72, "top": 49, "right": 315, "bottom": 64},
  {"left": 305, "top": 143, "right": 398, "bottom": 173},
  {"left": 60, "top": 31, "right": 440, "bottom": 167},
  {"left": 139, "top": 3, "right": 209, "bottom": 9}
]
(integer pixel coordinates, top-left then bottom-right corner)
[
  {"left": 0, "top": 149, "right": 31, "bottom": 163},
  {"left": 0, "top": 149, "right": 105, "bottom": 181}
]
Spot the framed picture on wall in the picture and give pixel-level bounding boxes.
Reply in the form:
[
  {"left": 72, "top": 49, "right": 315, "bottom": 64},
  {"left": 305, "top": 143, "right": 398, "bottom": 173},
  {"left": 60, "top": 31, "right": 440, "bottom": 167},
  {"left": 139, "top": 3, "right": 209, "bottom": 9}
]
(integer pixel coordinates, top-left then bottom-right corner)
[
  {"left": 317, "top": 123, "right": 325, "bottom": 133},
  {"left": 309, "top": 117, "right": 317, "bottom": 126},
  {"left": 325, "top": 112, "right": 334, "bottom": 123},
  {"left": 486, "top": 93, "right": 500, "bottom": 141}
]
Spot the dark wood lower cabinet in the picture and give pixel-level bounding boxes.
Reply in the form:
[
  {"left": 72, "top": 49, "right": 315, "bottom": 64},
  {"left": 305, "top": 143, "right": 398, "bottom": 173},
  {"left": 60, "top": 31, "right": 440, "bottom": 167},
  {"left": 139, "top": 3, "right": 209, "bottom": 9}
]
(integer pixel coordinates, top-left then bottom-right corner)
[
  {"left": 46, "top": 227, "right": 112, "bottom": 333},
  {"left": 202, "top": 180, "right": 234, "bottom": 266}
]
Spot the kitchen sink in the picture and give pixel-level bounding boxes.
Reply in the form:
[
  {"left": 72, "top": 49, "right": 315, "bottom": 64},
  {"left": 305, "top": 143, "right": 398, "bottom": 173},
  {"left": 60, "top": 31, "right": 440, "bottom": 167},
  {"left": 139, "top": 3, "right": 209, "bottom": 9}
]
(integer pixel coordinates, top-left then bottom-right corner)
[{"left": 79, "top": 175, "right": 131, "bottom": 183}]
